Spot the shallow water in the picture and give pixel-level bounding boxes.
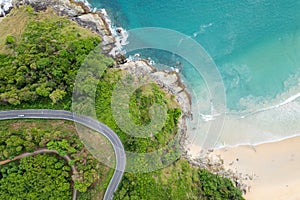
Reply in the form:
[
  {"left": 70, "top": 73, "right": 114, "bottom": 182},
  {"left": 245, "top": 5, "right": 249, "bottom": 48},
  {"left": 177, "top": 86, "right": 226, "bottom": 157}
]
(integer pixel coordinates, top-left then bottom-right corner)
[{"left": 86, "top": 0, "right": 300, "bottom": 147}]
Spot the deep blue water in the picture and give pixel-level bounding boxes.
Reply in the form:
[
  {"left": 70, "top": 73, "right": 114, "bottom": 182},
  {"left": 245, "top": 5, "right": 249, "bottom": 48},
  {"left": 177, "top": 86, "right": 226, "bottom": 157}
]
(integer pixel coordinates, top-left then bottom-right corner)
[{"left": 88, "top": 0, "right": 300, "bottom": 111}]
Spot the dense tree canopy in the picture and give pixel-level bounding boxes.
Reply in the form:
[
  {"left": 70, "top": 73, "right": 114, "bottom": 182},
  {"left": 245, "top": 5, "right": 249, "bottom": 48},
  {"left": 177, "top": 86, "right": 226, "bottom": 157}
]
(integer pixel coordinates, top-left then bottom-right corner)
[
  {"left": 0, "top": 154, "right": 72, "bottom": 200},
  {"left": 0, "top": 7, "right": 113, "bottom": 108},
  {"left": 0, "top": 6, "right": 244, "bottom": 200},
  {"left": 0, "top": 120, "right": 113, "bottom": 199},
  {"left": 115, "top": 160, "right": 244, "bottom": 200},
  {"left": 94, "top": 69, "right": 244, "bottom": 199}
]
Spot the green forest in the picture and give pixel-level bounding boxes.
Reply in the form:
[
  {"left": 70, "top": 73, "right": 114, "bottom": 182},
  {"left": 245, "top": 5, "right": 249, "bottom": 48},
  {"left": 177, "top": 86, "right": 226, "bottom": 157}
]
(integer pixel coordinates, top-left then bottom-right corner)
[
  {"left": 0, "top": 120, "right": 113, "bottom": 199},
  {"left": 94, "top": 68, "right": 244, "bottom": 200},
  {"left": 0, "top": 5, "right": 244, "bottom": 200},
  {"left": 1, "top": 154, "right": 72, "bottom": 200},
  {"left": 0, "top": 6, "right": 113, "bottom": 110}
]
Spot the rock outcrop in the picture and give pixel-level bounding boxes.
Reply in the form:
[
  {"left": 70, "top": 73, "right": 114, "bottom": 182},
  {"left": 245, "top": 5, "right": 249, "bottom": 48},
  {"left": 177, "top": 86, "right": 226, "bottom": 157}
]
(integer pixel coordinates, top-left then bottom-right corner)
[
  {"left": 0, "top": 0, "right": 13, "bottom": 17},
  {"left": 74, "top": 12, "right": 116, "bottom": 55},
  {"left": 2, "top": 0, "right": 117, "bottom": 56},
  {"left": 118, "top": 60, "right": 191, "bottom": 116},
  {"left": 16, "top": 0, "right": 88, "bottom": 15},
  {"left": 185, "top": 149, "right": 255, "bottom": 195},
  {"left": 1, "top": 0, "right": 193, "bottom": 158},
  {"left": 118, "top": 60, "right": 192, "bottom": 144}
]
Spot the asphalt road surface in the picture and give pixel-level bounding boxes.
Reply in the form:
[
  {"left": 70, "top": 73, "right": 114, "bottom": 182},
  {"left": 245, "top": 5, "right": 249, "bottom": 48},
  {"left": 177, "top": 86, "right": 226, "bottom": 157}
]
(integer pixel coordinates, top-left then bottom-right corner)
[{"left": 0, "top": 109, "right": 126, "bottom": 200}]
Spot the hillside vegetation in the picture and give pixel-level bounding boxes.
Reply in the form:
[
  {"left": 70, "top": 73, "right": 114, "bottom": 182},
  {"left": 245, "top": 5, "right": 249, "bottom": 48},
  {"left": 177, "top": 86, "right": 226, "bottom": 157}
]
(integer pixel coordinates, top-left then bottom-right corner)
[
  {"left": 0, "top": 6, "right": 113, "bottom": 109},
  {"left": 94, "top": 69, "right": 244, "bottom": 200},
  {"left": 0, "top": 6, "right": 244, "bottom": 200},
  {"left": 0, "top": 120, "right": 113, "bottom": 199},
  {"left": 0, "top": 154, "right": 72, "bottom": 200}
]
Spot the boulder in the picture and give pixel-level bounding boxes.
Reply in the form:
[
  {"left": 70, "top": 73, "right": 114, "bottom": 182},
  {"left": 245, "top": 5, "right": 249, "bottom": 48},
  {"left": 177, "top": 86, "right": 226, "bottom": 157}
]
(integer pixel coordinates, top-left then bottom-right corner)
[{"left": 17, "top": 0, "right": 86, "bottom": 16}]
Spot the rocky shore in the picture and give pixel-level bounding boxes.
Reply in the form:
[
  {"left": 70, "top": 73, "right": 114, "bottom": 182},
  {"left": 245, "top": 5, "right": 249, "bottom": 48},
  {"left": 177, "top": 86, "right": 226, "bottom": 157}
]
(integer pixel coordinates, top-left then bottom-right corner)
[
  {"left": 185, "top": 149, "right": 255, "bottom": 195},
  {"left": 0, "top": 0, "right": 192, "bottom": 147},
  {"left": 0, "top": 0, "right": 253, "bottom": 195},
  {"left": 2, "top": 2, "right": 250, "bottom": 194},
  {"left": 118, "top": 60, "right": 192, "bottom": 146},
  {"left": 3, "top": 0, "right": 117, "bottom": 56},
  {"left": 0, "top": 0, "right": 12, "bottom": 17}
]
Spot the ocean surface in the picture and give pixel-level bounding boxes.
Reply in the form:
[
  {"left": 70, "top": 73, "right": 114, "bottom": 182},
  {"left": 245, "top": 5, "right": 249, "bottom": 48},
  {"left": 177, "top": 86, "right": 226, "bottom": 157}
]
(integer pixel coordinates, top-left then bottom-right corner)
[{"left": 86, "top": 0, "right": 300, "bottom": 147}]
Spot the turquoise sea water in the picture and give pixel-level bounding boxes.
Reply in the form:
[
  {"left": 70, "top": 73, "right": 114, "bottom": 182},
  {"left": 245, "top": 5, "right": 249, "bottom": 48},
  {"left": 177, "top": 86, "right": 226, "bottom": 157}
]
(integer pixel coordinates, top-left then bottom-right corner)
[
  {"left": 89, "top": 0, "right": 300, "bottom": 109},
  {"left": 87, "top": 0, "right": 300, "bottom": 146}
]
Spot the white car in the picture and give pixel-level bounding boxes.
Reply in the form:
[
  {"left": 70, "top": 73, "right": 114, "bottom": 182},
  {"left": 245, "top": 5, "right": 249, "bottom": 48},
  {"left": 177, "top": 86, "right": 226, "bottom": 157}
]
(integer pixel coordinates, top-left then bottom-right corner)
[{"left": 17, "top": 114, "right": 25, "bottom": 117}]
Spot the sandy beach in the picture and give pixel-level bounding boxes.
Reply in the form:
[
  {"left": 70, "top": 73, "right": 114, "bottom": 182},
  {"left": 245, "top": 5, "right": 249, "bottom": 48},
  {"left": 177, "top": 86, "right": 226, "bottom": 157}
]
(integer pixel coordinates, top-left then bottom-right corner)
[{"left": 211, "top": 136, "right": 300, "bottom": 200}]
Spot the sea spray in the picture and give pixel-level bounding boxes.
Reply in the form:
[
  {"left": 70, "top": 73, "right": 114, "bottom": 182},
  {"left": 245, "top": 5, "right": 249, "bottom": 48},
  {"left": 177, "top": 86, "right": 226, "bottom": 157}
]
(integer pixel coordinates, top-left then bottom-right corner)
[
  {"left": 0, "top": 0, "right": 12, "bottom": 16},
  {"left": 98, "top": 9, "right": 129, "bottom": 56},
  {"left": 74, "top": 0, "right": 300, "bottom": 148},
  {"left": 75, "top": 0, "right": 129, "bottom": 57},
  {"left": 74, "top": 0, "right": 91, "bottom": 9}
]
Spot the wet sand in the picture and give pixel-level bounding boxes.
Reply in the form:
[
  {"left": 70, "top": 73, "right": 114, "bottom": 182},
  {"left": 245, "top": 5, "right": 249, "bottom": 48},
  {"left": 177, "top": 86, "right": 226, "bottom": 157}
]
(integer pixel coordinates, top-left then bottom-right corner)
[{"left": 213, "top": 136, "right": 300, "bottom": 200}]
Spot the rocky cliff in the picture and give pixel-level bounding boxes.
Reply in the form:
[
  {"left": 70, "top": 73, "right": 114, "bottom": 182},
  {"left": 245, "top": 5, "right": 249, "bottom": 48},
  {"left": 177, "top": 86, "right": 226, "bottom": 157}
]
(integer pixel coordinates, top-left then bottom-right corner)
[
  {"left": 2, "top": 0, "right": 117, "bottom": 55},
  {"left": 118, "top": 60, "right": 192, "bottom": 145},
  {"left": 1, "top": 0, "right": 192, "bottom": 151}
]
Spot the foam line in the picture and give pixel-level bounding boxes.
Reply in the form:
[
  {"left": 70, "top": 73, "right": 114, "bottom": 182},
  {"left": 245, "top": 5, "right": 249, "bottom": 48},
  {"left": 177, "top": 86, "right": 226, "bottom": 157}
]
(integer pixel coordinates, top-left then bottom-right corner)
[{"left": 241, "top": 92, "right": 300, "bottom": 118}]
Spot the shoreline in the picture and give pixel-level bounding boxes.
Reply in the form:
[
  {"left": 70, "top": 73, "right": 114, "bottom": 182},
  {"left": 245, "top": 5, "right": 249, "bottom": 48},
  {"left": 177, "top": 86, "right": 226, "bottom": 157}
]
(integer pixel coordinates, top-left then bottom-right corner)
[
  {"left": 0, "top": 0, "right": 192, "bottom": 150},
  {"left": 213, "top": 133, "right": 300, "bottom": 150},
  {"left": 215, "top": 135, "right": 300, "bottom": 199},
  {"left": 3, "top": 1, "right": 300, "bottom": 199},
  {"left": 186, "top": 135, "right": 300, "bottom": 199},
  {"left": 77, "top": 1, "right": 300, "bottom": 168},
  {"left": 2, "top": 0, "right": 125, "bottom": 57},
  {"left": 72, "top": 0, "right": 193, "bottom": 146},
  {"left": 4, "top": 0, "right": 298, "bottom": 151}
]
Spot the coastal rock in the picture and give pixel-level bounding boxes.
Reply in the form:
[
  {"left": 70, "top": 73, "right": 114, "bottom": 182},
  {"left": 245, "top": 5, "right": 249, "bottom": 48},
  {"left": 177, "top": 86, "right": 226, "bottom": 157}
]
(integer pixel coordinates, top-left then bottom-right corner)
[
  {"left": 119, "top": 61, "right": 191, "bottom": 112},
  {"left": 3, "top": 0, "right": 192, "bottom": 163},
  {"left": 151, "top": 71, "right": 191, "bottom": 117},
  {"left": 184, "top": 148, "right": 255, "bottom": 194},
  {"left": 16, "top": 0, "right": 87, "bottom": 16},
  {"left": 152, "top": 72, "right": 182, "bottom": 93},
  {"left": 76, "top": 13, "right": 112, "bottom": 36},
  {"left": 119, "top": 60, "right": 154, "bottom": 77},
  {"left": 119, "top": 60, "right": 191, "bottom": 116},
  {"left": 0, "top": 0, "right": 119, "bottom": 56},
  {"left": 119, "top": 60, "right": 191, "bottom": 117},
  {"left": 118, "top": 60, "right": 192, "bottom": 146},
  {"left": 0, "top": 0, "right": 13, "bottom": 17},
  {"left": 75, "top": 13, "right": 116, "bottom": 55}
]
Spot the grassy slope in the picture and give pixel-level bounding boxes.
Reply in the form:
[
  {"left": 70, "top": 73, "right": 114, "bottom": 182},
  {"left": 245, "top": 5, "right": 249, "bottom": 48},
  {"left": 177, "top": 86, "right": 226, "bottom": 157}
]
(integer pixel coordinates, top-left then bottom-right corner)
[
  {"left": 0, "top": 5, "right": 106, "bottom": 110},
  {"left": 0, "top": 6, "right": 244, "bottom": 200},
  {"left": 95, "top": 69, "right": 244, "bottom": 200},
  {"left": 0, "top": 119, "right": 114, "bottom": 200},
  {"left": 0, "top": 154, "right": 73, "bottom": 200},
  {"left": 0, "top": 6, "right": 98, "bottom": 55}
]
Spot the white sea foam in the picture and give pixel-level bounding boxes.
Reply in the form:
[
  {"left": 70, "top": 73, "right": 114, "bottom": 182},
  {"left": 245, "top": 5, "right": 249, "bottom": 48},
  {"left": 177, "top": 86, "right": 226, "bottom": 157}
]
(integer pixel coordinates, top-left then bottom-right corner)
[
  {"left": 186, "top": 68, "right": 300, "bottom": 149},
  {"left": 219, "top": 84, "right": 300, "bottom": 147},
  {"left": 200, "top": 113, "right": 221, "bottom": 122},
  {"left": 76, "top": 1, "right": 129, "bottom": 57},
  {"left": 97, "top": 8, "right": 129, "bottom": 56},
  {"left": 241, "top": 92, "right": 300, "bottom": 118},
  {"left": 239, "top": 72, "right": 300, "bottom": 115},
  {"left": 76, "top": 0, "right": 300, "bottom": 149},
  {"left": 0, "top": 0, "right": 12, "bottom": 17},
  {"left": 74, "top": 0, "right": 92, "bottom": 10},
  {"left": 193, "top": 22, "right": 213, "bottom": 37}
]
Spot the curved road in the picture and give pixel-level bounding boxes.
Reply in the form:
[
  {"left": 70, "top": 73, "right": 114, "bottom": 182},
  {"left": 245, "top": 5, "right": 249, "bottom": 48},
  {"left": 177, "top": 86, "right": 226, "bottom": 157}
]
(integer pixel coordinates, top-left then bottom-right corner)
[{"left": 0, "top": 109, "right": 126, "bottom": 200}]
